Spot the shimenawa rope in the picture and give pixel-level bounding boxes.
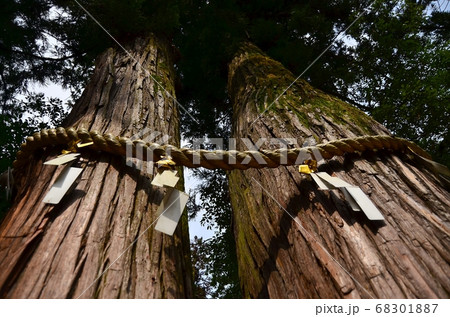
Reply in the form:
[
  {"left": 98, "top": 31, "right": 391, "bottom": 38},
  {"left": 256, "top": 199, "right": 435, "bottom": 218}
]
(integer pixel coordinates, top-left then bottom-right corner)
[{"left": 13, "top": 127, "right": 434, "bottom": 172}]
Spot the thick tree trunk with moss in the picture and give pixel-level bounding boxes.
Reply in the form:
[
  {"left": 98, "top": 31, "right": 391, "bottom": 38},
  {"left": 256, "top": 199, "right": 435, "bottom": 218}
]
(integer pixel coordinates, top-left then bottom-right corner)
[
  {"left": 228, "top": 43, "right": 450, "bottom": 299},
  {"left": 0, "top": 36, "right": 192, "bottom": 298}
]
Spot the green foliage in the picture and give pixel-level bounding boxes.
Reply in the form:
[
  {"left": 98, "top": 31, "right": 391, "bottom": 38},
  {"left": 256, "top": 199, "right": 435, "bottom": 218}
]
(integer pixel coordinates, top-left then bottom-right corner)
[
  {"left": 56, "top": 0, "right": 181, "bottom": 42},
  {"left": 1, "top": 93, "right": 68, "bottom": 166},
  {"left": 183, "top": 112, "right": 241, "bottom": 298},
  {"left": 0, "top": 92, "right": 67, "bottom": 223},
  {"left": 346, "top": 0, "right": 449, "bottom": 166},
  {"left": 188, "top": 168, "right": 241, "bottom": 298},
  {"left": 0, "top": 0, "right": 94, "bottom": 180},
  {"left": 191, "top": 233, "right": 241, "bottom": 298},
  {"left": 176, "top": 0, "right": 243, "bottom": 138},
  {"left": 190, "top": 236, "right": 209, "bottom": 298}
]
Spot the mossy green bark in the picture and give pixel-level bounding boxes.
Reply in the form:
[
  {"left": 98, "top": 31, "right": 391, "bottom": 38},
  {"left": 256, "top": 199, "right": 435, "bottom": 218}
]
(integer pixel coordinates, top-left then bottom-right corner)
[
  {"left": 227, "top": 43, "right": 450, "bottom": 299},
  {"left": 228, "top": 43, "right": 382, "bottom": 139}
]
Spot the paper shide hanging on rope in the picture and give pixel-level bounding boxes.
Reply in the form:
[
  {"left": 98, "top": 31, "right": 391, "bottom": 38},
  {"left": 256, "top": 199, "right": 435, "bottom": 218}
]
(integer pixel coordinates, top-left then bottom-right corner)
[
  {"left": 42, "top": 163, "right": 83, "bottom": 204},
  {"left": 151, "top": 156, "right": 189, "bottom": 236},
  {"left": 299, "top": 161, "right": 385, "bottom": 221},
  {"left": 42, "top": 141, "right": 92, "bottom": 205},
  {"left": 43, "top": 157, "right": 83, "bottom": 205},
  {"left": 44, "top": 153, "right": 80, "bottom": 166}
]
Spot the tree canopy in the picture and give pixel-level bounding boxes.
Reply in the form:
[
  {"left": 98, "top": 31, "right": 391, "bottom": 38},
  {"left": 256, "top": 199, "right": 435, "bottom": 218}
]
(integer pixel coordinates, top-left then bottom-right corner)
[{"left": 0, "top": 0, "right": 448, "bottom": 297}]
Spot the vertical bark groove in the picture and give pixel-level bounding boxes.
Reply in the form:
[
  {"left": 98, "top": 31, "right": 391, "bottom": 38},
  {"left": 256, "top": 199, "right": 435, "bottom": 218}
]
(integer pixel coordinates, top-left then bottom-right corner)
[
  {"left": 0, "top": 35, "right": 192, "bottom": 298},
  {"left": 228, "top": 43, "right": 450, "bottom": 299}
]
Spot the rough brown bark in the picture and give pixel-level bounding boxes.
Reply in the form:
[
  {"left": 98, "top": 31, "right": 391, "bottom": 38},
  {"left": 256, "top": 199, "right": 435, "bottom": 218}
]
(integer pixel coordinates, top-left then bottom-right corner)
[
  {"left": 228, "top": 43, "right": 450, "bottom": 299},
  {"left": 0, "top": 36, "right": 193, "bottom": 298}
]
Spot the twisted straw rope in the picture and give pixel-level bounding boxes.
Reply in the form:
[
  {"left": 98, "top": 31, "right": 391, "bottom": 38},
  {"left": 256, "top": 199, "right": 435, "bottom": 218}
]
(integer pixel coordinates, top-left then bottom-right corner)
[{"left": 12, "top": 127, "right": 432, "bottom": 172}]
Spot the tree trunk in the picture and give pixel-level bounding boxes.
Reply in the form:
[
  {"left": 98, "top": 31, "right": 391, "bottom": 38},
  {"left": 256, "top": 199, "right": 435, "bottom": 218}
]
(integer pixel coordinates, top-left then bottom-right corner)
[
  {"left": 227, "top": 43, "right": 450, "bottom": 299},
  {"left": 0, "top": 35, "right": 192, "bottom": 298}
]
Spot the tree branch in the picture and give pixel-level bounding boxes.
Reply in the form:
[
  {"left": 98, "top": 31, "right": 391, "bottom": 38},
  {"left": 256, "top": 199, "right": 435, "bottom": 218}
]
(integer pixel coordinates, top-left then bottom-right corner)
[{"left": 0, "top": 45, "right": 81, "bottom": 62}]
